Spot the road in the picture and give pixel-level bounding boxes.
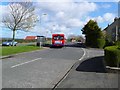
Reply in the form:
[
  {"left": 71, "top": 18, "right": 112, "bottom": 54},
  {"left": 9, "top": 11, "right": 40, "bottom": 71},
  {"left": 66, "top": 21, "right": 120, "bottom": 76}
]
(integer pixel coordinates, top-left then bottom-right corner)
[
  {"left": 2, "top": 43, "right": 84, "bottom": 88},
  {"left": 56, "top": 48, "right": 119, "bottom": 88}
]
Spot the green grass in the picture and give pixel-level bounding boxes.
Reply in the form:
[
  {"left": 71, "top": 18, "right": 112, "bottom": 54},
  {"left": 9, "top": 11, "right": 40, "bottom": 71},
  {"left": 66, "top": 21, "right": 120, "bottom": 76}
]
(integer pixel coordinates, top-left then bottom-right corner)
[{"left": 1, "top": 46, "right": 42, "bottom": 56}]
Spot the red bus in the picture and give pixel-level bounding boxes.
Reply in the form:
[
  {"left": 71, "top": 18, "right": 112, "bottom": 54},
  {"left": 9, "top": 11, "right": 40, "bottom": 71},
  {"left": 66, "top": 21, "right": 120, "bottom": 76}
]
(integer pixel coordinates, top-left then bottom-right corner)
[{"left": 52, "top": 34, "right": 65, "bottom": 47}]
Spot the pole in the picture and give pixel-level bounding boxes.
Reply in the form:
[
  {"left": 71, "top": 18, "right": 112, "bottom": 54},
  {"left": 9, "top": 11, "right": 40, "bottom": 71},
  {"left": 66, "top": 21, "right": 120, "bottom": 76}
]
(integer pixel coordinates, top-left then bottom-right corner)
[
  {"left": 40, "top": 41, "right": 41, "bottom": 48},
  {"left": 39, "top": 13, "right": 47, "bottom": 48},
  {"left": 115, "top": 25, "right": 118, "bottom": 41}
]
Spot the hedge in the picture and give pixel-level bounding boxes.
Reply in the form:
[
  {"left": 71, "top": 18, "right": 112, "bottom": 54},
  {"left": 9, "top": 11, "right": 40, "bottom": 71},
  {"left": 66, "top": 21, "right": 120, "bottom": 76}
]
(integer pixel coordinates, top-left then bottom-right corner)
[
  {"left": 104, "top": 46, "right": 120, "bottom": 67},
  {"left": 96, "top": 38, "right": 105, "bottom": 48}
]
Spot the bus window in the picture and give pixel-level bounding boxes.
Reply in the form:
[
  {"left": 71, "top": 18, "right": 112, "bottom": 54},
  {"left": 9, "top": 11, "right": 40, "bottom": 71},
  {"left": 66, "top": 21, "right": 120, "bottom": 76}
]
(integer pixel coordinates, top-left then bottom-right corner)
[{"left": 52, "top": 34, "right": 65, "bottom": 47}]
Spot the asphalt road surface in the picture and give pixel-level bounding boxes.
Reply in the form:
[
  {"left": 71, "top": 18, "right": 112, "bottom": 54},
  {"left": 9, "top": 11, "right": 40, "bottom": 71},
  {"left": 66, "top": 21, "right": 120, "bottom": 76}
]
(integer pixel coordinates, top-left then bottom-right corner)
[
  {"left": 2, "top": 43, "right": 84, "bottom": 88},
  {"left": 56, "top": 48, "right": 119, "bottom": 88}
]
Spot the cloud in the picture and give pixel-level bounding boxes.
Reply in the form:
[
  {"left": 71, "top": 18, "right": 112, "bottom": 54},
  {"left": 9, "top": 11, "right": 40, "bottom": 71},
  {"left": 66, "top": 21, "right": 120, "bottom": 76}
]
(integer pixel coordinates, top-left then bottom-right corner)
[
  {"left": 94, "top": 13, "right": 115, "bottom": 23},
  {"left": 85, "top": 12, "right": 115, "bottom": 24},
  {"left": 36, "top": 1, "right": 97, "bottom": 27},
  {"left": 0, "top": 5, "right": 9, "bottom": 16},
  {"left": 37, "top": 1, "right": 97, "bottom": 17},
  {"left": 65, "top": 18, "right": 84, "bottom": 27},
  {"left": 95, "top": 16, "right": 104, "bottom": 23},
  {"left": 28, "top": 1, "right": 116, "bottom": 37},
  {"left": 103, "top": 13, "right": 115, "bottom": 22},
  {"left": 0, "top": 5, "right": 10, "bottom": 28},
  {"left": 56, "top": 11, "right": 65, "bottom": 19},
  {"left": 35, "top": 0, "right": 119, "bottom": 2},
  {"left": 0, "top": 1, "right": 117, "bottom": 38}
]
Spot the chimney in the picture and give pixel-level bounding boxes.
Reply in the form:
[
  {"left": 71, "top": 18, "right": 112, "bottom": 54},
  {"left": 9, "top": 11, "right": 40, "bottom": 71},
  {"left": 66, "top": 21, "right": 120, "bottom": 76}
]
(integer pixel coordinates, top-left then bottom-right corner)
[{"left": 114, "top": 17, "right": 118, "bottom": 21}]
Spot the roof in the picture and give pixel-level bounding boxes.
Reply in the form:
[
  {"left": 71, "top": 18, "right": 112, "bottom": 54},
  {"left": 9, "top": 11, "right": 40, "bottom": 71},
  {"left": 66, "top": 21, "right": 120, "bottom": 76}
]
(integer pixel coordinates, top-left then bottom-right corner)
[
  {"left": 104, "top": 17, "right": 120, "bottom": 31},
  {"left": 25, "top": 36, "right": 37, "bottom": 40}
]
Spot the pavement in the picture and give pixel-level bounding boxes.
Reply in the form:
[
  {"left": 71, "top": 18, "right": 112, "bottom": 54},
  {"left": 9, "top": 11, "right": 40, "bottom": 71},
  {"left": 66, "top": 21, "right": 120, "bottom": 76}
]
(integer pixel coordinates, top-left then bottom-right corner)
[{"left": 55, "top": 48, "right": 119, "bottom": 89}]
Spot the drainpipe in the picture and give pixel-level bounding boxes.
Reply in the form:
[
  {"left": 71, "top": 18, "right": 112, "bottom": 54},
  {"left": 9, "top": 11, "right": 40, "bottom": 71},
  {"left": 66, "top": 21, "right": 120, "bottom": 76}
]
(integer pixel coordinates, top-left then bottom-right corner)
[{"left": 115, "top": 25, "right": 118, "bottom": 41}]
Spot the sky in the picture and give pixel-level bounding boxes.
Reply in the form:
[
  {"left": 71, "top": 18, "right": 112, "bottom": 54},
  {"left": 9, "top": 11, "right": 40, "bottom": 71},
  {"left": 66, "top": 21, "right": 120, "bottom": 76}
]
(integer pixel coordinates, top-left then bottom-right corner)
[{"left": 0, "top": 0, "right": 119, "bottom": 39}]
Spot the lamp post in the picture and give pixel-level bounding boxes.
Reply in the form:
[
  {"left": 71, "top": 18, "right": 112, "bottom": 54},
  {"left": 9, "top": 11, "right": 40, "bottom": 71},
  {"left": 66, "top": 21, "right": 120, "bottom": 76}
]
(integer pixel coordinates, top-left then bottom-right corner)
[
  {"left": 50, "top": 25, "right": 56, "bottom": 44},
  {"left": 52, "top": 25, "right": 56, "bottom": 34},
  {"left": 39, "top": 13, "right": 47, "bottom": 25},
  {"left": 39, "top": 13, "right": 47, "bottom": 48}
]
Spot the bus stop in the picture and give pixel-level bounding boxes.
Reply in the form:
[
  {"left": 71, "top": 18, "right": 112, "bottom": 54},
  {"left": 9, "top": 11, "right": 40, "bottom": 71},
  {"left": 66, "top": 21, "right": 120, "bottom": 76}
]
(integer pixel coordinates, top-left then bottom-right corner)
[{"left": 36, "top": 36, "right": 45, "bottom": 47}]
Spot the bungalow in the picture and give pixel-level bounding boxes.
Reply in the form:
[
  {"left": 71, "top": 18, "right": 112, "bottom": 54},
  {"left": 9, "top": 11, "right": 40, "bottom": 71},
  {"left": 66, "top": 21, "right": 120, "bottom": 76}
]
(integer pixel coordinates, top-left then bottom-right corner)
[{"left": 25, "top": 36, "right": 37, "bottom": 40}]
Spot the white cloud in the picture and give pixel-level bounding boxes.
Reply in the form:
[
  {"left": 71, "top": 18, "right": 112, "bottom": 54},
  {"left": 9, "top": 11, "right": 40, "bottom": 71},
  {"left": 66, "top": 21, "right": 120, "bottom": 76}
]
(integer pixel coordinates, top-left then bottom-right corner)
[
  {"left": 65, "top": 18, "right": 84, "bottom": 27},
  {"left": 36, "top": 1, "right": 98, "bottom": 27},
  {"left": 37, "top": 1, "right": 98, "bottom": 16},
  {"left": 56, "top": 11, "right": 65, "bottom": 19},
  {"left": 36, "top": 0, "right": 73, "bottom": 3},
  {"left": 0, "top": 5, "right": 10, "bottom": 28},
  {"left": 0, "top": 5, "right": 9, "bottom": 17},
  {"left": 85, "top": 12, "right": 115, "bottom": 24},
  {"left": 95, "top": 16, "right": 104, "bottom": 23},
  {"left": 34, "top": 1, "right": 117, "bottom": 37},
  {"left": 103, "top": 13, "right": 115, "bottom": 22},
  {"left": 93, "top": 13, "right": 115, "bottom": 23},
  {"left": 35, "top": 0, "right": 119, "bottom": 2},
  {"left": 0, "top": 1, "right": 117, "bottom": 38}
]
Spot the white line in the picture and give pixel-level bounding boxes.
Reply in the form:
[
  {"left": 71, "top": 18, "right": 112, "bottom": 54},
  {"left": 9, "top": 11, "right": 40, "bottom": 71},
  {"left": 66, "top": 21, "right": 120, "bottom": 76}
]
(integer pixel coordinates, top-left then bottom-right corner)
[
  {"left": 79, "top": 48, "right": 86, "bottom": 61},
  {"left": 11, "top": 58, "right": 42, "bottom": 68}
]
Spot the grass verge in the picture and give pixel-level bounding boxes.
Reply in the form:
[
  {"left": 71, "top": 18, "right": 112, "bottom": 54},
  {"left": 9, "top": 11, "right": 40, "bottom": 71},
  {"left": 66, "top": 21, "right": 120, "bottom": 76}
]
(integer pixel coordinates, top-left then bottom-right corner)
[{"left": 1, "top": 46, "right": 42, "bottom": 56}]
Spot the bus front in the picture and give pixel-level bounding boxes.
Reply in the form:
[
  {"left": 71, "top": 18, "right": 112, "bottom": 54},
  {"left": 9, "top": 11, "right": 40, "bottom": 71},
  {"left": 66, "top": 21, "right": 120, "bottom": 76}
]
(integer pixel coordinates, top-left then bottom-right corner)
[{"left": 52, "top": 34, "right": 64, "bottom": 47}]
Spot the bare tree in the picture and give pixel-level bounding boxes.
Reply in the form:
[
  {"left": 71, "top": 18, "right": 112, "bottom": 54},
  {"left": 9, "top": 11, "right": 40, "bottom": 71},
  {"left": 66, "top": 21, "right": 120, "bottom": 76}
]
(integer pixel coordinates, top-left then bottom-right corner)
[{"left": 2, "top": 2, "right": 38, "bottom": 46}]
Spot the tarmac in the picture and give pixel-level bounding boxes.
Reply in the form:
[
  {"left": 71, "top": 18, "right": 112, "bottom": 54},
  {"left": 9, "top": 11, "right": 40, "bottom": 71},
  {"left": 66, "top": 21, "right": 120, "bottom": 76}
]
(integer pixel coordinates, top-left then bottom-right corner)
[
  {"left": 1, "top": 46, "right": 120, "bottom": 89},
  {"left": 54, "top": 48, "right": 119, "bottom": 89}
]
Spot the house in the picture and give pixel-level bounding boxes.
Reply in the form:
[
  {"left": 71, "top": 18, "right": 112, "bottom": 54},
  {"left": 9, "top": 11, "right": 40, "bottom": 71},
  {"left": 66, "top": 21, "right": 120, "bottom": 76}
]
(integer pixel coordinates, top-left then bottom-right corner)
[
  {"left": 104, "top": 17, "right": 120, "bottom": 42},
  {"left": 25, "top": 36, "right": 37, "bottom": 40}
]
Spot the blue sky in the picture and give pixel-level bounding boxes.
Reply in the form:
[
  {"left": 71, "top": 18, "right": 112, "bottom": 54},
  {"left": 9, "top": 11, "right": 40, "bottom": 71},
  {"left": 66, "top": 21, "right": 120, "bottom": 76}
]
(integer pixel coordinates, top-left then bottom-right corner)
[{"left": 0, "top": 0, "right": 119, "bottom": 39}]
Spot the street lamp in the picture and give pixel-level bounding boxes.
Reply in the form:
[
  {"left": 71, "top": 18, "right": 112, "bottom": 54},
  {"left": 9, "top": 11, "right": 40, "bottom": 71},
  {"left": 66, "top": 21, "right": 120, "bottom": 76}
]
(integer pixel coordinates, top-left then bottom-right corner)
[
  {"left": 39, "top": 13, "right": 47, "bottom": 24},
  {"left": 38, "top": 13, "right": 47, "bottom": 48},
  {"left": 50, "top": 25, "right": 56, "bottom": 44},
  {"left": 52, "top": 25, "right": 56, "bottom": 31}
]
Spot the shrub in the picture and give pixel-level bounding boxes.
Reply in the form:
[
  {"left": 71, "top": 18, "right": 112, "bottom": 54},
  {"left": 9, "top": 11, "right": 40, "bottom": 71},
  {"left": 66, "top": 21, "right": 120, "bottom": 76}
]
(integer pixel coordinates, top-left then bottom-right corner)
[
  {"left": 96, "top": 38, "right": 105, "bottom": 48},
  {"left": 104, "top": 46, "right": 120, "bottom": 67},
  {"left": 104, "top": 40, "right": 114, "bottom": 48},
  {"left": 114, "top": 41, "right": 120, "bottom": 46}
]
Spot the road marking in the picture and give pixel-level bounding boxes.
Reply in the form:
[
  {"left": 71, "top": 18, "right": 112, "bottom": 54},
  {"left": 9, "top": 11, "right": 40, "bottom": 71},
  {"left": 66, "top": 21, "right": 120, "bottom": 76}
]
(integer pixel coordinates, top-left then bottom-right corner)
[
  {"left": 79, "top": 48, "right": 86, "bottom": 61},
  {"left": 11, "top": 58, "right": 42, "bottom": 68}
]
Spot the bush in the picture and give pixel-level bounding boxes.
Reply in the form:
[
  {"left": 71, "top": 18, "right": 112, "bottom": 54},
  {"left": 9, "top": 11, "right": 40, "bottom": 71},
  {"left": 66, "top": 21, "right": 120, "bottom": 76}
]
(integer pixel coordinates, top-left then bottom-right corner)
[
  {"left": 96, "top": 38, "right": 105, "bottom": 48},
  {"left": 104, "top": 46, "right": 120, "bottom": 67},
  {"left": 89, "top": 38, "right": 105, "bottom": 48},
  {"left": 104, "top": 40, "right": 114, "bottom": 48},
  {"left": 114, "top": 41, "right": 120, "bottom": 46}
]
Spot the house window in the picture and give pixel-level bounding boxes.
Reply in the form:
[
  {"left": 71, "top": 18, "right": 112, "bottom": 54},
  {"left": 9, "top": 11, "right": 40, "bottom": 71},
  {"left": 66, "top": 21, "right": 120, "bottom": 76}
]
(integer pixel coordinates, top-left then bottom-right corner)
[
  {"left": 118, "top": 27, "right": 120, "bottom": 40},
  {"left": 118, "top": 27, "right": 120, "bottom": 33}
]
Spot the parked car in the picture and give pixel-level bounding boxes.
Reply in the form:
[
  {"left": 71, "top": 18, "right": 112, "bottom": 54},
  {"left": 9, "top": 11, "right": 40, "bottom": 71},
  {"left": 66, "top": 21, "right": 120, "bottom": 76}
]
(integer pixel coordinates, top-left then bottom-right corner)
[{"left": 2, "top": 40, "right": 18, "bottom": 46}]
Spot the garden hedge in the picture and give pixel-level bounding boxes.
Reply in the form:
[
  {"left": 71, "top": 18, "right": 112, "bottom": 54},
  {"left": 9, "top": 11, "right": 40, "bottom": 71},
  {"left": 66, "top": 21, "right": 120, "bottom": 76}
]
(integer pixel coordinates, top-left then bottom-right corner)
[{"left": 104, "top": 46, "right": 120, "bottom": 67}]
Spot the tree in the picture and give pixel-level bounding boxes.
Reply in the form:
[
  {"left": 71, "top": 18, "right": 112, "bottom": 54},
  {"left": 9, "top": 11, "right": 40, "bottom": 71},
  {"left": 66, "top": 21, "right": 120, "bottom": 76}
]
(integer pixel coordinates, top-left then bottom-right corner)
[
  {"left": 2, "top": 2, "right": 38, "bottom": 46},
  {"left": 81, "top": 20, "right": 105, "bottom": 48}
]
